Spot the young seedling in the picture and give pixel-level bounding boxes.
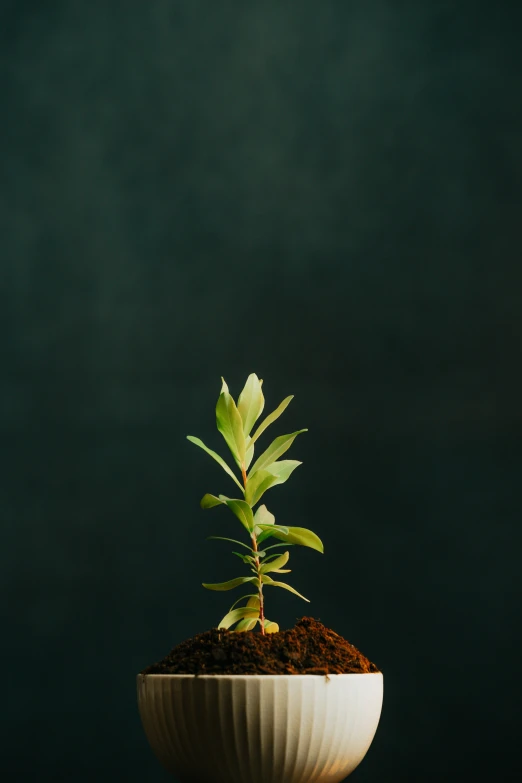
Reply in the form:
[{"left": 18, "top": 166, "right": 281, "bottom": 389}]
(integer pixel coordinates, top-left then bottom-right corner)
[{"left": 187, "top": 373, "right": 323, "bottom": 635}]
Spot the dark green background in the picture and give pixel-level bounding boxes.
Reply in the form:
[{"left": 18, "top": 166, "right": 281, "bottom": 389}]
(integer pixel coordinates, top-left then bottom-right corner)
[{"left": 2, "top": 1, "right": 521, "bottom": 781}]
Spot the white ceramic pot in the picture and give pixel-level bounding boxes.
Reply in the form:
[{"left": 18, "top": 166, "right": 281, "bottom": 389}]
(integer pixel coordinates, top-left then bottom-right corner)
[{"left": 137, "top": 672, "right": 383, "bottom": 783}]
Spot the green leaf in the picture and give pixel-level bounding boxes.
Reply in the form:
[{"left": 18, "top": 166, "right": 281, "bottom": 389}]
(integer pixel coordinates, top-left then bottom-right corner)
[
  {"left": 256, "top": 524, "right": 290, "bottom": 544},
  {"left": 237, "top": 374, "right": 265, "bottom": 436},
  {"left": 261, "top": 575, "right": 310, "bottom": 602},
  {"left": 223, "top": 499, "right": 255, "bottom": 533},
  {"left": 245, "top": 438, "right": 255, "bottom": 470},
  {"left": 234, "top": 617, "right": 258, "bottom": 632},
  {"left": 245, "top": 470, "right": 279, "bottom": 506},
  {"left": 232, "top": 551, "right": 254, "bottom": 563},
  {"left": 263, "top": 619, "right": 280, "bottom": 633},
  {"left": 200, "top": 493, "right": 222, "bottom": 509},
  {"left": 228, "top": 593, "right": 259, "bottom": 611},
  {"left": 248, "top": 430, "right": 307, "bottom": 477},
  {"left": 262, "top": 542, "right": 295, "bottom": 552},
  {"left": 264, "top": 460, "right": 302, "bottom": 481},
  {"left": 262, "top": 550, "right": 290, "bottom": 562},
  {"left": 186, "top": 436, "right": 244, "bottom": 492},
  {"left": 215, "top": 378, "right": 246, "bottom": 466},
  {"left": 218, "top": 606, "right": 259, "bottom": 629},
  {"left": 250, "top": 395, "right": 294, "bottom": 444},
  {"left": 203, "top": 576, "right": 258, "bottom": 591},
  {"left": 246, "top": 460, "right": 302, "bottom": 506},
  {"left": 253, "top": 504, "right": 275, "bottom": 527},
  {"left": 259, "top": 550, "right": 290, "bottom": 574},
  {"left": 256, "top": 525, "right": 324, "bottom": 553},
  {"left": 207, "top": 536, "right": 253, "bottom": 551}
]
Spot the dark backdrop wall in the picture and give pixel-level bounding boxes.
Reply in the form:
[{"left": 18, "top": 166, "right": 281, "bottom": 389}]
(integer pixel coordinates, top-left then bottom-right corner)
[{"left": 2, "top": 2, "right": 521, "bottom": 782}]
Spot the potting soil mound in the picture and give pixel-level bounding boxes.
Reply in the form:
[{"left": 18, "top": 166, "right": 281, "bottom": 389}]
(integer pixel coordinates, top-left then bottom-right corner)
[{"left": 141, "top": 617, "right": 380, "bottom": 675}]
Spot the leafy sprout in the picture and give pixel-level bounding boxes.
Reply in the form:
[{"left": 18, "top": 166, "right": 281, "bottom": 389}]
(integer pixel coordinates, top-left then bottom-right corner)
[{"left": 187, "top": 373, "right": 323, "bottom": 635}]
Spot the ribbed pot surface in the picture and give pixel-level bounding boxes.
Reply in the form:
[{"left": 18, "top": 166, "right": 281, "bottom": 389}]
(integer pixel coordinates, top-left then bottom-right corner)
[{"left": 137, "top": 673, "right": 383, "bottom": 783}]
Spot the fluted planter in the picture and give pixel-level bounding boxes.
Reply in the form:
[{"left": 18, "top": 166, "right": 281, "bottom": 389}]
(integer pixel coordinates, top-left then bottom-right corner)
[{"left": 137, "top": 671, "right": 383, "bottom": 783}]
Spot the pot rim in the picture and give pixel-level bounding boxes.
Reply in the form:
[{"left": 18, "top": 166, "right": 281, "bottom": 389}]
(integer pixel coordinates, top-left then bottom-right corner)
[{"left": 137, "top": 672, "right": 382, "bottom": 679}]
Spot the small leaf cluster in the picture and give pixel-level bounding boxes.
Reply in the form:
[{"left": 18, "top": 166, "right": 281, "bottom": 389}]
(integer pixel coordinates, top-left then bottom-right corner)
[{"left": 187, "top": 374, "right": 323, "bottom": 634}]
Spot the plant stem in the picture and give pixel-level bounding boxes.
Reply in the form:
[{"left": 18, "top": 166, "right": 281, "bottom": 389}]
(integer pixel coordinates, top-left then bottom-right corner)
[
  {"left": 242, "top": 461, "right": 265, "bottom": 635},
  {"left": 251, "top": 533, "right": 265, "bottom": 634}
]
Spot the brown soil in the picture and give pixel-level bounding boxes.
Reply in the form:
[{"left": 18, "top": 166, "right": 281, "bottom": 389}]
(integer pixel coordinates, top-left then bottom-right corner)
[{"left": 141, "top": 617, "right": 380, "bottom": 675}]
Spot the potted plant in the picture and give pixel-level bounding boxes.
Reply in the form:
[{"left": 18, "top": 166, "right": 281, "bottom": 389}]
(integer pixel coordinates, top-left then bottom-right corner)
[{"left": 137, "top": 374, "right": 383, "bottom": 783}]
